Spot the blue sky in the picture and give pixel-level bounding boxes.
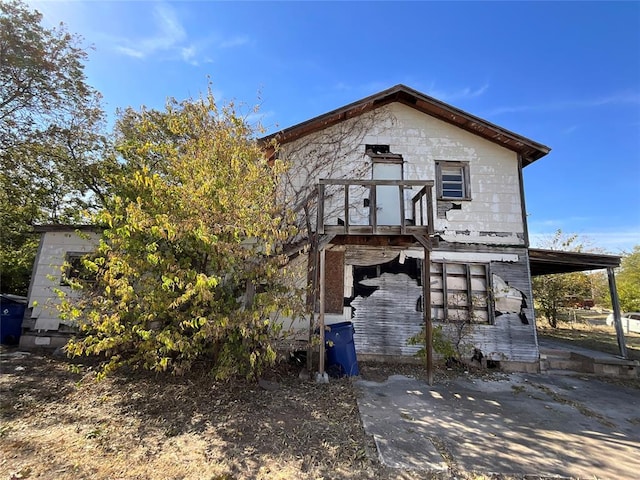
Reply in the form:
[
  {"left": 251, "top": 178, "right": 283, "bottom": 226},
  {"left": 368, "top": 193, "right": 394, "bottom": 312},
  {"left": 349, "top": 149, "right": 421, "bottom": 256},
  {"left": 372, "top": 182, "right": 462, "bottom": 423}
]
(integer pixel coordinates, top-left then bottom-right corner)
[{"left": 29, "top": 1, "right": 640, "bottom": 254}]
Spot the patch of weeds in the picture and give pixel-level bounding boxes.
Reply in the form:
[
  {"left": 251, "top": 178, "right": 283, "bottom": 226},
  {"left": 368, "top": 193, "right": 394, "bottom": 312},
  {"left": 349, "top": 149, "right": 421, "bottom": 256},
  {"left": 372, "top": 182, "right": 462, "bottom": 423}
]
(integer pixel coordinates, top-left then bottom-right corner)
[
  {"left": 164, "top": 425, "right": 182, "bottom": 437},
  {"left": 511, "top": 385, "right": 525, "bottom": 395},
  {"left": 533, "top": 383, "right": 615, "bottom": 428},
  {"left": 9, "top": 466, "right": 32, "bottom": 479},
  {"left": 85, "top": 427, "right": 102, "bottom": 439},
  {"left": 68, "top": 364, "right": 83, "bottom": 375},
  {"left": 0, "top": 423, "right": 12, "bottom": 437}
]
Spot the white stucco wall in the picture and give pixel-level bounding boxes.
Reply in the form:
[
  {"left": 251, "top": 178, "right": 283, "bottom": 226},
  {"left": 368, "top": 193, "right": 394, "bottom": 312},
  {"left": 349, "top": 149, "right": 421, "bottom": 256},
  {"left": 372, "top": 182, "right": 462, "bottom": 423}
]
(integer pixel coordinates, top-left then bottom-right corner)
[
  {"left": 27, "top": 230, "right": 99, "bottom": 331},
  {"left": 281, "top": 102, "right": 525, "bottom": 245}
]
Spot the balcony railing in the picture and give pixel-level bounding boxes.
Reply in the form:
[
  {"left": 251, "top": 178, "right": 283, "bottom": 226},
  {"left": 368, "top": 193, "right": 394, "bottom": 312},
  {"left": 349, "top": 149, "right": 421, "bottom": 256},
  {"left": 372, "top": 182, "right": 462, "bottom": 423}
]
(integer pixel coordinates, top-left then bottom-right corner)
[{"left": 316, "top": 179, "right": 434, "bottom": 236}]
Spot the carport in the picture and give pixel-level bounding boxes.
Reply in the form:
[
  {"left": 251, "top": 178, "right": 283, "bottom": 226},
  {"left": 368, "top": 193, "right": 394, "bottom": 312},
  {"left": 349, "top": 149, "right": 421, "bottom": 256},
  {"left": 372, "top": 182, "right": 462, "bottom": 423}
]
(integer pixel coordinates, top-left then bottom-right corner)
[{"left": 528, "top": 248, "right": 626, "bottom": 358}]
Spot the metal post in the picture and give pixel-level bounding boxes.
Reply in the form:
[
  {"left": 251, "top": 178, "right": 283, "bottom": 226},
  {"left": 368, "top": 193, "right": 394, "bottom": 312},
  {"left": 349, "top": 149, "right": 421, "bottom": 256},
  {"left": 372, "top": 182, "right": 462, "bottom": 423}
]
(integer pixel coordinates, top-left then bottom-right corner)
[{"left": 607, "top": 267, "right": 628, "bottom": 359}]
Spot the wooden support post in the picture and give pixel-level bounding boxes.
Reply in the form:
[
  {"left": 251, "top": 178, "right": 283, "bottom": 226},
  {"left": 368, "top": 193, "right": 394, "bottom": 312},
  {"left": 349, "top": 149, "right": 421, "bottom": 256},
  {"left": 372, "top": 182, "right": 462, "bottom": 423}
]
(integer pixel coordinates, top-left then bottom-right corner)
[
  {"left": 399, "top": 184, "right": 405, "bottom": 234},
  {"left": 426, "top": 186, "right": 434, "bottom": 231},
  {"left": 344, "top": 184, "right": 349, "bottom": 234},
  {"left": 607, "top": 267, "right": 628, "bottom": 359},
  {"left": 423, "top": 247, "right": 433, "bottom": 386},
  {"left": 317, "top": 184, "right": 325, "bottom": 234},
  {"left": 370, "top": 184, "right": 377, "bottom": 233},
  {"left": 318, "top": 248, "right": 327, "bottom": 376}
]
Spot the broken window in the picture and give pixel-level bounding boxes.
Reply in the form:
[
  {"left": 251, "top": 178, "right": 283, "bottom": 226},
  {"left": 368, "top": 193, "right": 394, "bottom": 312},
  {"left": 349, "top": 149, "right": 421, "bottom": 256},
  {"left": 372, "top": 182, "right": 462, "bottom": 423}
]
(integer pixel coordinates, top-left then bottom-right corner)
[
  {"left": 61, "top": 252, "right": 95, "bottom": 285},
  {"left": 430, "top": 262, "right": 490, "bottom": 323},
  {"left": 435, "top": 161, "right": 470, "bottom": 200}
]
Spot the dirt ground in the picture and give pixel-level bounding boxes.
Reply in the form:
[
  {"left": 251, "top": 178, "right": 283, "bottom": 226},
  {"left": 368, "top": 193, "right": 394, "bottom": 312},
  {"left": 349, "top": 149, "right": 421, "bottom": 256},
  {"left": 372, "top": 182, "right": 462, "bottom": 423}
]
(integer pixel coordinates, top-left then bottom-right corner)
[{"left": 1, "top": 346, "right": 629, "bottom": 480}]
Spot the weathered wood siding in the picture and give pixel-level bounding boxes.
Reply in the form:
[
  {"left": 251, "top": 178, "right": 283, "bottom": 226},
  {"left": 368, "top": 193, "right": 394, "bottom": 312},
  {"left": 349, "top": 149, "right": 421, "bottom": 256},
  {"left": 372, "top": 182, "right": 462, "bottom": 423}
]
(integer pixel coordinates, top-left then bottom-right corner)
[
  {"left": 351, "top": 271, "right": 423, "bottom": 356},
  {"left": 343, "top": 246, "right": 538, "bottom": 363}
]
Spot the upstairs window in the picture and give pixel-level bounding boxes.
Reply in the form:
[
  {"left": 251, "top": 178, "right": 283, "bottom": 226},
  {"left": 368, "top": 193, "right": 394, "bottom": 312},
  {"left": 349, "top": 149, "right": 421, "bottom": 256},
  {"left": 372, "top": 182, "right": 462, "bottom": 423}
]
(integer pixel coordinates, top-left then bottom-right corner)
[{"left": 436, "top": 161, "right": 470, "bottom": 200}]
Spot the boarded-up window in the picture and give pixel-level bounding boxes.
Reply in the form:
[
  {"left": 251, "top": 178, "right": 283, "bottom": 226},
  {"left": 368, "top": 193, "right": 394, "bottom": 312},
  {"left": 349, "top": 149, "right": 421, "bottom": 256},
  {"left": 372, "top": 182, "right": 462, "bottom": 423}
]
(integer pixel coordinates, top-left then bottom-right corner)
[
  {"left": 325, "top": 250, "right": 344, "bottom": 314},
  {"left": 431, "top": 262, "right": 490, "bottom": 324}
]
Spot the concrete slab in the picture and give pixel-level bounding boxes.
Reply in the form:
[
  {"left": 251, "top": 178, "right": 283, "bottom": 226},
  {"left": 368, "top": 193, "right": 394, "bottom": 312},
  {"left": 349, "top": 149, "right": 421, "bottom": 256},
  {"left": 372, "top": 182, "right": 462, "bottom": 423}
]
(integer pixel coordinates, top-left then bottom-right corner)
[{"left": 355, "top": 373, "right": 640, "bottom": 479}]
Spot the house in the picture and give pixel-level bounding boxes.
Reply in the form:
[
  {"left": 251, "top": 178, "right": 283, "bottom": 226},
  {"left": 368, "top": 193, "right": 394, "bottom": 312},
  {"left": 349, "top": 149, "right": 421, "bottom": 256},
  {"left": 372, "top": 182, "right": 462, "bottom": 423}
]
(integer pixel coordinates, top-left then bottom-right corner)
[
  {"left": 20, "top": 85, "right": 627, "bottom": 376},
  {"left": 263, "top": 84, "right": 553, "bottom": 375}
]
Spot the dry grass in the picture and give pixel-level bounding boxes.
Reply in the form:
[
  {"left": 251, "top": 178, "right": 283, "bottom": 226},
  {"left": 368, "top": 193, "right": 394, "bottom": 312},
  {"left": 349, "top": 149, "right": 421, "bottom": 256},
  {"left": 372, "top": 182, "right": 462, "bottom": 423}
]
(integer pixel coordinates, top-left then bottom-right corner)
[
  {"left": 0, "top": 348, "right": 575, "bottom": 480},
  {"left": 537, "top": 310, "right": 640, "bottom": 361}
]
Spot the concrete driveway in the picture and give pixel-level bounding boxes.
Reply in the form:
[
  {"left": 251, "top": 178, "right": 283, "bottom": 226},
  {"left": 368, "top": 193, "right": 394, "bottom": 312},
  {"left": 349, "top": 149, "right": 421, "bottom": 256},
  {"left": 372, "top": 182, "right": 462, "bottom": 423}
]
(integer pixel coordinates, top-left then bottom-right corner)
[{"left": 356, "top": 373, "right": 640, "bottom": 479}]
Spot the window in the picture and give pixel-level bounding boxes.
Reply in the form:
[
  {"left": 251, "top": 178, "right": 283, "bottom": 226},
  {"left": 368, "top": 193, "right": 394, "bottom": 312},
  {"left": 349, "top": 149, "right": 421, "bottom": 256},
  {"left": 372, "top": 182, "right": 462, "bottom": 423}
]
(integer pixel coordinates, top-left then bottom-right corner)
[
  {"left": 61, "top": 252, "right": 94, "bottom": 285},
  {"left": 436, "top": 161, "right": 470, "bottom": 200}
]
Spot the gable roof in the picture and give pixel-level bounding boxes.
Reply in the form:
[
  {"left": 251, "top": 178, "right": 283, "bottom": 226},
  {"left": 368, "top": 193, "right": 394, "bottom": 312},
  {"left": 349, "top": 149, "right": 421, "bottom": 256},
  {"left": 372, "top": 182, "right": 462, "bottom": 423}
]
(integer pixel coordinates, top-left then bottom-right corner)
[{"left": 262, "top": 84, "right": 551, "bottom": 166}]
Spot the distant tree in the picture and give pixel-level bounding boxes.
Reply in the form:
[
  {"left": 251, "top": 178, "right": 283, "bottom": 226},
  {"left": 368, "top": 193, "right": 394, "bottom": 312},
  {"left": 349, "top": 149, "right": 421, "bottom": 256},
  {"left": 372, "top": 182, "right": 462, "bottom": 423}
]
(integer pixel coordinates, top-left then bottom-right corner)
[
  {"left": 617, "top": 246, "right": 640, "bottom": 312},
  {"left": 0, "top": 0, "right": 111, "bottom": 294},
  {"left": 60, "top": 93, "right": 303, "bottom": 379},
  {"left": 588, "top": 270, "right": 611, "bottom": 309},
  {"left": 532, "top": 230, "right": 594, "bottom": 328}
]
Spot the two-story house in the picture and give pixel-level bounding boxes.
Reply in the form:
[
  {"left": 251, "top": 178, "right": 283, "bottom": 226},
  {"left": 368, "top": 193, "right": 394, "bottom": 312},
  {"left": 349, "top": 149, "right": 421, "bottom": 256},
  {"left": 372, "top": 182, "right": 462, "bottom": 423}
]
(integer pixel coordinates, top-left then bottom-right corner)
[{"left": 263, "top": 84, "right": 551, "bottom": 376}]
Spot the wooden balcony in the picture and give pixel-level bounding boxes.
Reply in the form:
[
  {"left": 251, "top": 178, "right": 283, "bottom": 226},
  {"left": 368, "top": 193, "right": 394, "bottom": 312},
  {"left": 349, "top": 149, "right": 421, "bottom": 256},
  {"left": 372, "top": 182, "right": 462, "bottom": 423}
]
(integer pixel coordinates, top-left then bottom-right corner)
[{"left": 316, "top": 179, "right": 434, "bottom": 236}]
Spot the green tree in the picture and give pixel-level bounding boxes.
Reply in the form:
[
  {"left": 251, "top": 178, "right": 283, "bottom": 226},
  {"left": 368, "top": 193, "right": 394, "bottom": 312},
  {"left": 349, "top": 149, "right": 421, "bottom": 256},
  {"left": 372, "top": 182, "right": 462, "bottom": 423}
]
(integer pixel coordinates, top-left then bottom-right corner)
[
  {"left": 532, "top": 230, "right": 593, "bottom": 328},
  {"left": 0, "top": 0, "right": 110, "bottom": 294},
  {"left": 60, "top": 93, "right": 303, "bottom": 379},
  {"left": 618, "top": 246, "right": 640, "bottom": 312}
]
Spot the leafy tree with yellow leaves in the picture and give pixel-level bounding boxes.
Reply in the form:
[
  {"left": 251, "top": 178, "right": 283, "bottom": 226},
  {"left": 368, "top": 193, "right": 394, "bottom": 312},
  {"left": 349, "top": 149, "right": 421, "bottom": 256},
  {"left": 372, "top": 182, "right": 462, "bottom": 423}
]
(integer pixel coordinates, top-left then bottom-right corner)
[{"left": 60, "top": 93, "right": 303, "bottom": 379}]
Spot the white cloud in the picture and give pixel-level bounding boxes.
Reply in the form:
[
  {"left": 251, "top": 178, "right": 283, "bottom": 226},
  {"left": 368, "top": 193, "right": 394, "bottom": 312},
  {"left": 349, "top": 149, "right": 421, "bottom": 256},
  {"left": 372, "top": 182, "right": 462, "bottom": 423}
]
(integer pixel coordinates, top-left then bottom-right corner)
[
  {"left": 220, "top": 36, "right": 250, "bottom": 49},
  {"left": 105, "top": 3, "right": 248, "bottom": 64},
  {"left": 425, "top": 83, "right": 490, "bottom": 101},
  {"left": 530, "top": 229, "right": 640, "bottom": 255},
  {"left": 488, "top": 92, "right": 640, "bottom": 116}
]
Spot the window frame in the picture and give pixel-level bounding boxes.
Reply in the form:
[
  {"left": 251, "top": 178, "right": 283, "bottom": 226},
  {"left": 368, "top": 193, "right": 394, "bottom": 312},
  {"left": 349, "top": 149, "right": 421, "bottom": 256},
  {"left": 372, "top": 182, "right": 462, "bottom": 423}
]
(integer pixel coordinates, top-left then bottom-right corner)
[
  {"left": 429, "top": 261, "right": 492, "bottom": 325},
  {"left": 61, "top": 251, "right": 94, "bottom": 286},
  {"left": 435, "top": 161, "right": 471, "bottom": 201}
]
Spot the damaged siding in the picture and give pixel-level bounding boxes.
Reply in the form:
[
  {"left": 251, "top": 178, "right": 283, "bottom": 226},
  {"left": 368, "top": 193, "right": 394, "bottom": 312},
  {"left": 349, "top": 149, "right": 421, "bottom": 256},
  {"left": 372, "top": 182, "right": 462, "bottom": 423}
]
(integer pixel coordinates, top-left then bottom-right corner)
[{"left": 341, "top": 246, "right": 538, "bottom": 363}]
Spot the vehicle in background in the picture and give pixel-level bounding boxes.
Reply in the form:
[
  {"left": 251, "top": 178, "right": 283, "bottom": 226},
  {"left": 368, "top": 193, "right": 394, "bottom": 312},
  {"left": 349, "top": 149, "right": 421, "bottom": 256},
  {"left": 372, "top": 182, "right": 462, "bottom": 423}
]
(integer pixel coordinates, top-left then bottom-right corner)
[{"left": 606, "top": 312, "right": 640, "bottom": 334}]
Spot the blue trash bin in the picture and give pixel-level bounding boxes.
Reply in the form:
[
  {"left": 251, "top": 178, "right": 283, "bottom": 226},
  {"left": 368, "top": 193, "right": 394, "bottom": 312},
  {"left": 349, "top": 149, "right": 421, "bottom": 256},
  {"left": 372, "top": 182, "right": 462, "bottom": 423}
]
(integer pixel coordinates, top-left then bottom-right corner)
[
  {"left": 1, "top": 295, "right": 27, "bottom": 346},
  {"left": 325, "top": 321, "right": 359, "bottom": 377}
]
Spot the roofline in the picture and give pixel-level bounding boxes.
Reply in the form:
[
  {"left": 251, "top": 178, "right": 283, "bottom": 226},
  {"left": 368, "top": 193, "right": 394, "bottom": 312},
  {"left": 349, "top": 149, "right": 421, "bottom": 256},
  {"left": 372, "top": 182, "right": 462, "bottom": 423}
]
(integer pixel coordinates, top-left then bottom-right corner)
[
  {"left": 33, "top": 224, "right": 99, "bottom": 233},
  {"left": 261, "top": 84, "right": 551, "bottom": 166},
  {"left": 529, "top": 248, "right": 621, "bottom": 276}
]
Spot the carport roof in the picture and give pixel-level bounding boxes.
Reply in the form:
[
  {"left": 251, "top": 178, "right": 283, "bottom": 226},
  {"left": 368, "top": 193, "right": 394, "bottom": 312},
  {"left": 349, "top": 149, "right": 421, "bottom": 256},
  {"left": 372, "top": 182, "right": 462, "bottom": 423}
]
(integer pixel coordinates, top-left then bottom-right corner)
[{"left": 529, "top": 248, "right": 621, "bottom": 276}]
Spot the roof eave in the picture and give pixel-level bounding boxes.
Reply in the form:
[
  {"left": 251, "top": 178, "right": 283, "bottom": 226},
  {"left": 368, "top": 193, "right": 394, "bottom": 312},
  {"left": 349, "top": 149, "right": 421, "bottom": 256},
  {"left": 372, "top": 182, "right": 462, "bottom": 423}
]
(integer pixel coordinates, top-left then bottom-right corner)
[{"left": 260, "top": 84, "right": 551, "bottom": 165}]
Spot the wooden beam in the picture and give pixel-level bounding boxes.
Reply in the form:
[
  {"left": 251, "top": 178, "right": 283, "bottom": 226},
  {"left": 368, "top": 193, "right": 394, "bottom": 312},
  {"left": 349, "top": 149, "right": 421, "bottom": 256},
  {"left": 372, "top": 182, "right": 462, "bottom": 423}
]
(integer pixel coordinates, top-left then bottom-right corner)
[
  {"left": 442, "top": 262, "right": 449, "bottom": 321},
  {"left": 319, "top": 179, "right": 434, "bottom": 186},
  {"left": 343, "top": 184, "right": 349, "bottom": 234},
  {"left": 319, "top": 248, "right": 326, "bottom": 375},
  {"left": 370, "top": 184, "right": 377, "bottom": 233},
  {"left": 317, "top": 183, "right": 325, "bottom": 235},
  {"left": 399, "top": 184, "right": 405, "bottom": 234},
  {"left": 423, "top": 248, "right": 433, "bottom": 385},
  {"left": 607, "top": 267, "right": 628, "bottom": 359}
]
